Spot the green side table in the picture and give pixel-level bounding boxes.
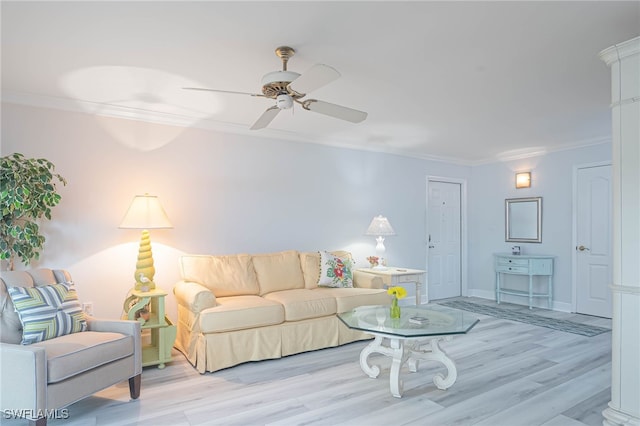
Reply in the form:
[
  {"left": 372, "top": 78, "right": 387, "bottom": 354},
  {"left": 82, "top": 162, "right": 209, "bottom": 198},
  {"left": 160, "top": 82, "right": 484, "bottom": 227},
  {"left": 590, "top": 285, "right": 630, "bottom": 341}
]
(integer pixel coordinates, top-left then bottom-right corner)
[{"left": 123, "top": 288, "right": 176, "bottom": 369}]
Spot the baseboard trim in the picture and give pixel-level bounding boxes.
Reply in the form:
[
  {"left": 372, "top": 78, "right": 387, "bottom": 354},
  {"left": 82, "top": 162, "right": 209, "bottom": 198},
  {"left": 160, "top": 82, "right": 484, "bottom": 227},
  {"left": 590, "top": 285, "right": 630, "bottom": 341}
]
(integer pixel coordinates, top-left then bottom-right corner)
[
  {"left": 466, "top": 289, "right": 572, "bottom": 312},
  {"left": 400, "top": 295, "right": 427, "bottom": 305}
]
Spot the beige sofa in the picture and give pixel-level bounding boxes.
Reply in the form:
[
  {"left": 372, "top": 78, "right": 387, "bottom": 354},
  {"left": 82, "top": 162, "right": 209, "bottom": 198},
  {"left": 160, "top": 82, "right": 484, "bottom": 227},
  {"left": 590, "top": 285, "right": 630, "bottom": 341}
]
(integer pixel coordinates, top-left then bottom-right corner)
[{"left": 173, "top": 250, "right": 390, "bottom": 373}]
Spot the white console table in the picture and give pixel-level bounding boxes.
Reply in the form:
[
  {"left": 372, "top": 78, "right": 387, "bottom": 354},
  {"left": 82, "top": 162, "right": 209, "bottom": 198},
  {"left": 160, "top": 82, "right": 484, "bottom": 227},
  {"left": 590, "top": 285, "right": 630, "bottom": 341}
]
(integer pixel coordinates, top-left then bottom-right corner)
[
  {"left": 355, "top": 267, "right": 427, "bottom": 305},
  {"left": 494, "top": 254, "right": 554, "bottom": 309}
]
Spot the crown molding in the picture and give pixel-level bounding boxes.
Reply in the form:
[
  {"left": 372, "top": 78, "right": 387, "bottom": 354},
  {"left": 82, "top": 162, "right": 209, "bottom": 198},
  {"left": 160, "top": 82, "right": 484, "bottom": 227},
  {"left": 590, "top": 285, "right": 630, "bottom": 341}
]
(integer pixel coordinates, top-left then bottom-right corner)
[
  {"left": 1, "top": 90, "right": 251, "bottom": 134},
  {"left": 599, "top": 36, "right": 640, "bottom": 66},
  {"left": 2, "top": 90, "right": 610, "bottom": 167},
  {"left": 2, "top": 90, "right": 477, "bottom": 165},
  {"left": 473, "top": 136, "right": 611, "bottom": 166}
]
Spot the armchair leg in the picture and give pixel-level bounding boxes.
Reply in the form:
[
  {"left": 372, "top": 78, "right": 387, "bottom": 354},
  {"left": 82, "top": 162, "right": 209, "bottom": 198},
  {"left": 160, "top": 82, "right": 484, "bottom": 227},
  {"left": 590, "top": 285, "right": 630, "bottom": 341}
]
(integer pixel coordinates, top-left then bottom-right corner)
[{"left": 129, "top": 374, "right": 141, "bottom": 399}]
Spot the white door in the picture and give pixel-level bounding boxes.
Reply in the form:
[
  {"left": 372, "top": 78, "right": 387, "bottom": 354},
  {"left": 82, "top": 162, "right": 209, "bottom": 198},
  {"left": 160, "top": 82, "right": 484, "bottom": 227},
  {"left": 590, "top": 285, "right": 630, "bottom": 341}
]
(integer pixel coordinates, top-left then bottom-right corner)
[
  {"left": 428, "top": 181, "right": 461, "bottom": 300},
  {"left": 575, "top": 164, "right": 612, "bottom": 318}
]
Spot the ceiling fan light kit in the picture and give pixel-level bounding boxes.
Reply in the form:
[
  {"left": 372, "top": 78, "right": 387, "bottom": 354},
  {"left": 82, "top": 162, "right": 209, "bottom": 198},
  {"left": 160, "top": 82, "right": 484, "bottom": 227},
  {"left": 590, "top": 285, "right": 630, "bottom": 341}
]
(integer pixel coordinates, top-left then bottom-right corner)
[
  {"left": 185, "top": 46, "right": 367, "bottom": 130},
  {"left": 276, "top": 94, "right": 294, "bottom": 110}
]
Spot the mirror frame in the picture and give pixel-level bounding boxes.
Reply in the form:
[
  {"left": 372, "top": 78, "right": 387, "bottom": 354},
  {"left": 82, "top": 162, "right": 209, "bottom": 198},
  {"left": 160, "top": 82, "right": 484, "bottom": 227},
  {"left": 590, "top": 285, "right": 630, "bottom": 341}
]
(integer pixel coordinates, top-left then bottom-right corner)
[{"left": 505, "top": 197, "right": 542, "bottom": 243}]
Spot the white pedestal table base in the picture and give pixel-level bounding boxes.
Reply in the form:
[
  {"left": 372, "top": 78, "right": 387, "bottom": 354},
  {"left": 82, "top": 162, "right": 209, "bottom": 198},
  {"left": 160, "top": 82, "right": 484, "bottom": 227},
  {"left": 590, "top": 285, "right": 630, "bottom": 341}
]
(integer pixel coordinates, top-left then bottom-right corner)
[{"left": 359, "top": 334, "right": 457, "bottom": 398}]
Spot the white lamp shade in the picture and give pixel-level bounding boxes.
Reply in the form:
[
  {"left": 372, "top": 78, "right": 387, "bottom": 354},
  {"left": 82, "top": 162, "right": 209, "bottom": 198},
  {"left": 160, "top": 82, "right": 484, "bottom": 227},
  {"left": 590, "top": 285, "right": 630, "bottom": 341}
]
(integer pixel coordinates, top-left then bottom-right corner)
[
  {"left": 365, "top": 215, "right": 396, "bottom": 236},
  {"left": 119, "top": 194, "right": 173, "bottom": 229}
]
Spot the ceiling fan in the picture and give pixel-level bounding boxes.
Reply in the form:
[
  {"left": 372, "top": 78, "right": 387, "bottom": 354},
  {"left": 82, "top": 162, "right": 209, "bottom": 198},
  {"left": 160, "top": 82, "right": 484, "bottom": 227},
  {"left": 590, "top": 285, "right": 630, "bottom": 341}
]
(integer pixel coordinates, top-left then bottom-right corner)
[{"left": 184, "top": 46, "right": 368, "bottom": 130}]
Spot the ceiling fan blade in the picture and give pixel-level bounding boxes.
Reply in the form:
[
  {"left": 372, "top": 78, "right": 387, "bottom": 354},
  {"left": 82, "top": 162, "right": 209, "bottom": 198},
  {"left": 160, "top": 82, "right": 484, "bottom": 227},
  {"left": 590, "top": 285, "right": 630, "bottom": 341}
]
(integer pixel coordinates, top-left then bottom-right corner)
[
  {"left": 250, "top": 106, "right": 281, "bottom": 130},
  {"left": 183, "top": 87, "right": 263, "bottom": 97},
  {"left": 288, "top": 64, "right": 340, "bottom": 95},
  {"left": 301, "top": 99, "right": 367, "bottom": 123}
]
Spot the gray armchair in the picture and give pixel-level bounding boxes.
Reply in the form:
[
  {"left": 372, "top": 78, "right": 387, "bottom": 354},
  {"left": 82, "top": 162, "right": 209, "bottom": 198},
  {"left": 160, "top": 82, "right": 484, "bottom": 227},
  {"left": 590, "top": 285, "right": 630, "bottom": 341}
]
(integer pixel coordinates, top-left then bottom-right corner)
[{"left": 0, "top": 269, "right": 141, "bottom": 426}]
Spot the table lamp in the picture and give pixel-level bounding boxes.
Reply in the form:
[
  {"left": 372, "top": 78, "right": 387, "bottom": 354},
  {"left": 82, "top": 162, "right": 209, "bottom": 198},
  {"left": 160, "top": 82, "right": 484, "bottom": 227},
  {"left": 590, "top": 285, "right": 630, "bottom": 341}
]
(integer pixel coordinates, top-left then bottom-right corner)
[
  {"left": 119, "top": 194, "right": 172, "bottom": 291},
  {"left": 365, "top": 215, "right": 396, "bottom": 270}
]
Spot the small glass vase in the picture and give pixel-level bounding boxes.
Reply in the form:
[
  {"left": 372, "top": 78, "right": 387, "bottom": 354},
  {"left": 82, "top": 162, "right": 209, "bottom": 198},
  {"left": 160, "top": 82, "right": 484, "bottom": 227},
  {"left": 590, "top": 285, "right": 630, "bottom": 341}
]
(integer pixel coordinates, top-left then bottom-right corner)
[{"left": 390, "top": 297, "right": 401, "bottom": 319}]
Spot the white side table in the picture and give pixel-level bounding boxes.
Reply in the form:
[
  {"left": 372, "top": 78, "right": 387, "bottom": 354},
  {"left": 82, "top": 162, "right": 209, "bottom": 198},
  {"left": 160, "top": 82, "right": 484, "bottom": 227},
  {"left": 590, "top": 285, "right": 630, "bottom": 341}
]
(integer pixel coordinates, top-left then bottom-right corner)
[{"left": 356, "top": 267, "right": 427, "bottom": 304}]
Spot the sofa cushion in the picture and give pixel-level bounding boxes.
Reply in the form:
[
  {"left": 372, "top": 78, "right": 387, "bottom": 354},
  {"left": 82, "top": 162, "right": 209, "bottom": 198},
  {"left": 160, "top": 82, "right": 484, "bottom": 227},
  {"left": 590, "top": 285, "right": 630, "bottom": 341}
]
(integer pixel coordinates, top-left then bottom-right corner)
[
  {"left": 199, "top": 296, "right": 284, "bottom": 333},
  {"left": 263, "top": 289, "right": 337, "bottom": 321},
  {"left": 252, "top": 250, "right": 305, "bottom": 295},
  {"left": 300, "top": 251, "right": 352, "bottom": 289},
  {"left": 33, "top": 331, "right": 133, "bottom": 384},
  {"left": 299, "top": 252, "right": 321, "bottom": 289},
  {"left": 7, "top": 282, "right": 87, "bottom": 345},
  {"left": 318, "top": 251, "right": 354, "bottom": 288},
  {"left": 313, "top": 287, "right": 391, "bottom": 313},
  {"left": 179, "top": 254, "right": 259, "bottom": 297}
]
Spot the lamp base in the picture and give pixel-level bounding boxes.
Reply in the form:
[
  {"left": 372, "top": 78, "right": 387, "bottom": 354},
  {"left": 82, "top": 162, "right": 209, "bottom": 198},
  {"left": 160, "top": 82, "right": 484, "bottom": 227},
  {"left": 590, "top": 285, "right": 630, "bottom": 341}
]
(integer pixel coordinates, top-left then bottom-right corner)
[
  {"left": 133, "top": 230, "right": 156, "bottom": 292},
  {"left": 134, "top": 281, "right": 155, "bottom": 292}
]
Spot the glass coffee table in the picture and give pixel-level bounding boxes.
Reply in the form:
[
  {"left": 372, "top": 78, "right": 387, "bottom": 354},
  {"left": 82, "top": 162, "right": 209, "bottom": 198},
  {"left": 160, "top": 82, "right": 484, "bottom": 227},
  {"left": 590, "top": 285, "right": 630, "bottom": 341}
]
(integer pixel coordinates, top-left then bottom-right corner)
[{"left": 338, "top": 304, "right": 479, "bottom": 398}]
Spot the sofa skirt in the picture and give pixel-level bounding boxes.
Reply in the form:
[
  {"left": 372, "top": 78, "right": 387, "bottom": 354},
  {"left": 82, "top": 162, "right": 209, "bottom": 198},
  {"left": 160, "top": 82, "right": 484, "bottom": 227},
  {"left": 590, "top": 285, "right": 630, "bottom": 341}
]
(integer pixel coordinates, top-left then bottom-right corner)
[
  {"left": 337, "top": 319, "right": 373, "bottom": 344},
  {"left": 280, "top": 315, "right": 339, "bottom": 356},
  {"left": 198, "top": 325, "right": 282, "bottom": 373},
  {"left": 175, "top": 315, "right": 373, "bottom": 373}
]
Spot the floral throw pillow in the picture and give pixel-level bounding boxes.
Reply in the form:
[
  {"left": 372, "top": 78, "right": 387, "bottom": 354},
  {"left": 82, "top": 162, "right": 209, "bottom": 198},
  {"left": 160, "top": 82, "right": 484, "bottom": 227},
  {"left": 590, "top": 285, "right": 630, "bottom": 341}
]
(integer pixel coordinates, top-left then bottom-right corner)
[
  {"left": 318, "top": 251, "right": 354, "bottom": 288},
  {"left": 7, "top": 281, "right": 87, "bottom": 345}
]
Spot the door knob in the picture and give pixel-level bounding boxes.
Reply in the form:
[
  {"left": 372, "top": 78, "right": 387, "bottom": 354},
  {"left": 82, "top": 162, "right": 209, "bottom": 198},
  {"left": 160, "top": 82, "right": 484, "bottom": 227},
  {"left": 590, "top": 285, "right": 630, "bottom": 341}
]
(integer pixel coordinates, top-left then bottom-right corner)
[{"left": 577, "top": 245, "right": 590, "bottom": 252}]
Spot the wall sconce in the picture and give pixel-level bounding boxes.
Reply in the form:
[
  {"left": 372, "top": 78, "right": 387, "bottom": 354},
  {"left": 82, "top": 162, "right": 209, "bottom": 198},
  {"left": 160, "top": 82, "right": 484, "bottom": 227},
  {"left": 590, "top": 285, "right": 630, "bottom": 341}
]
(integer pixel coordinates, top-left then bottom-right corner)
[{"left": 515, "top": 172, "right": 531, "bottom": 189}]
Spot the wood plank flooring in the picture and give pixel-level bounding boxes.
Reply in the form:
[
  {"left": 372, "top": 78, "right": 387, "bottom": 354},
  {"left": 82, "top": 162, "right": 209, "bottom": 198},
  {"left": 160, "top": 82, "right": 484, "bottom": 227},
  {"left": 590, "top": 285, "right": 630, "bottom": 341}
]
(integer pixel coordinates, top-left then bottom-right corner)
[{"left": 1, "top": 297, "right": 612, "bottom": 426}]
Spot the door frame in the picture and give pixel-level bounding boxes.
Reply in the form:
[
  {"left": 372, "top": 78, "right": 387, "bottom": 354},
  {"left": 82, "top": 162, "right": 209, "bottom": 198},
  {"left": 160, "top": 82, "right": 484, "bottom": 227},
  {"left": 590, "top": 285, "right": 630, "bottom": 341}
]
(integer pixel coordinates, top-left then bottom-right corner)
[
  {"left": 426, "top": 176, "right": 468, "bottom": 298},
  {"left": 571, "top": 161, "right": 612, "bottom": 313}
]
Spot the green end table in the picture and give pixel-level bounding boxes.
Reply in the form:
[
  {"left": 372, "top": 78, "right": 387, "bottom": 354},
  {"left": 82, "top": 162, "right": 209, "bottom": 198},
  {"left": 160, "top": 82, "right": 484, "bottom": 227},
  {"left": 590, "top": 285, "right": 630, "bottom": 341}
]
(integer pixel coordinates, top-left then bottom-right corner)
[{"left": 123, "top": 288, "right": 176, "bottom": 369}]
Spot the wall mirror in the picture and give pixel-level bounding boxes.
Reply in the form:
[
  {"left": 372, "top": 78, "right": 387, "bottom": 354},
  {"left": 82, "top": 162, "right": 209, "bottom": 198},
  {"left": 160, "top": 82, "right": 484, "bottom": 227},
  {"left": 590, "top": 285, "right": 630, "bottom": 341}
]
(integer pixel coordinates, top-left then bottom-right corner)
[{"left": 505, "top": 197, "right": 542, "bottom": 243}]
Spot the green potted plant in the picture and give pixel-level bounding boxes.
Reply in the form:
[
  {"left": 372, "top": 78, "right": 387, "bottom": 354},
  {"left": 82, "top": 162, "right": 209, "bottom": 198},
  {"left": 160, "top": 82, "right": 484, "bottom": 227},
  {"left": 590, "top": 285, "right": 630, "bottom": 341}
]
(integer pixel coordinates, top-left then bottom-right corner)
[{"left": 1, "top": 153, "right": 66, "bottom": 271}]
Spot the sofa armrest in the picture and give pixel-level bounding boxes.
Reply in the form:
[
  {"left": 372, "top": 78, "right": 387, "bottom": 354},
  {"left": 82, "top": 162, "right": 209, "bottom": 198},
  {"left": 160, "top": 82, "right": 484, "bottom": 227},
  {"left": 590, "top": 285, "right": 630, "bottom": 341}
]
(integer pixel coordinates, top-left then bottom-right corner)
[
  {"left": 353, "top": 270, "right": 385, "bottom": 289},
  {"left": 0, "top": 343, "right": 47, "bottom": 416},
  {"left": 86, "top": 318, "right": 142, "bottom": 375},
  {"left": 174, "top": 280, "right": 217, "bottom": 314}
]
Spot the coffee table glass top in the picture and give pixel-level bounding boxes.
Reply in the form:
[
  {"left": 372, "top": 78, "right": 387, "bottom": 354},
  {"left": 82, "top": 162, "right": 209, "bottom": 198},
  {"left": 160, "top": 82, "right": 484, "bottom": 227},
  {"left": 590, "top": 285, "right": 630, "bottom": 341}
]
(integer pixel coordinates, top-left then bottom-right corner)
[{"left": 338, "top": 304, "right": 479, "bottom": 338}]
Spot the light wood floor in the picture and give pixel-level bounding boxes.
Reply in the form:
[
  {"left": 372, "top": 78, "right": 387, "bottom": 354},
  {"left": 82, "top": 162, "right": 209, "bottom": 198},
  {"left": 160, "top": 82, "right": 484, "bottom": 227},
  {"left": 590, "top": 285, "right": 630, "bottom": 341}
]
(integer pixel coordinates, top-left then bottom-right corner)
[{"left": 2, "top": 297, "right": 612, "bottom": 426}]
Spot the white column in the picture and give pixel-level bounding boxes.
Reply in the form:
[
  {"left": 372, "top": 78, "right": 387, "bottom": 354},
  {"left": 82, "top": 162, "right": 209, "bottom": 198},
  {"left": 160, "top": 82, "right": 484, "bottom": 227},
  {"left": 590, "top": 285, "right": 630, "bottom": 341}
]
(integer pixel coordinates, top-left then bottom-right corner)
[{"left": 599, "top": 37, "right": 640, "bottom": 426}]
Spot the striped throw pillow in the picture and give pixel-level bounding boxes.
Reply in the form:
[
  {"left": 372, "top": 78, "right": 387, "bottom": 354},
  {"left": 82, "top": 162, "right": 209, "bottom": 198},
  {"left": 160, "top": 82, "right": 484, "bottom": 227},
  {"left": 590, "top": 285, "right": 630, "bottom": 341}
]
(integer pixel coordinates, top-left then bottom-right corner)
[{"left": 7, "top": 281, "right": 87, "bottom": 345}]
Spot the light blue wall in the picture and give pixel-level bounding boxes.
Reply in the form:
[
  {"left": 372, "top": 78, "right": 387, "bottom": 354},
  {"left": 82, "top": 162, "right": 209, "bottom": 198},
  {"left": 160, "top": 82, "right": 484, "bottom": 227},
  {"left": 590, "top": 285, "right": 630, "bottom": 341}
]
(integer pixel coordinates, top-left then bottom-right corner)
[
  {"left": 2, "top": 102, "right": 611, "bottom": 316},
  {"left": 468, "top": 143, "right": 612, "bottom": 309},
  {"left": 2, "top": 102, "right": 470, "bottom": 317}
]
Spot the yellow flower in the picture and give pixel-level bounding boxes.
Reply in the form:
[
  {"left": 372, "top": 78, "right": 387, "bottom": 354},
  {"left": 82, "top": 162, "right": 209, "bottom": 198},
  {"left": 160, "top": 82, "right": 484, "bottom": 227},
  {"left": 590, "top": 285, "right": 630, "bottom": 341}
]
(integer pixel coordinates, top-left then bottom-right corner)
[{"left": 387, "top": 286, "right": 407, "bottom": 299}]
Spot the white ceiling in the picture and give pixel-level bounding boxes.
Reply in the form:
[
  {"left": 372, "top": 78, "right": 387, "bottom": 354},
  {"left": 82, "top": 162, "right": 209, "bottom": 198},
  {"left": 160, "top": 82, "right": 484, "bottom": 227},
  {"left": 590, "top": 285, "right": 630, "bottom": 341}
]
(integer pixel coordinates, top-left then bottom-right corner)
[{"left": 2, "top": 1, "right": 638, "bottom": 164}]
